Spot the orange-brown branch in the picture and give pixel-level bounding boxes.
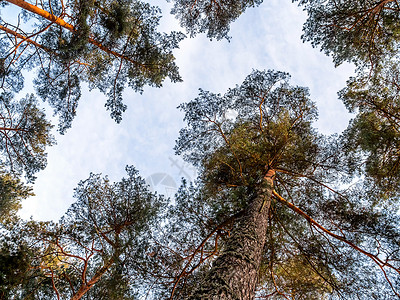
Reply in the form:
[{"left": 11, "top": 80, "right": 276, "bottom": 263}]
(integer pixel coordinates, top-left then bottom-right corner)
[
  {"left": 0, "top": 127, "right": 29, "bottom": 133},
  {"left": 5, "top": 0, "right": 150, "bottom": 70},
  {"left": 272, "top": 190, "right": 400, "bottom": 277},
  {"left": 0, "top": 24, "right": 49, "bottom": 52},
  {"left": 5, "top": 0, "right": 74, "bottom": 30}
]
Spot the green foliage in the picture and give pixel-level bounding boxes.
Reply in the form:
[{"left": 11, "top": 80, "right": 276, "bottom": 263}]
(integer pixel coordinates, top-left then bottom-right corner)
[
  {"left": 0, "top": 171, "right": 33, "bottom": 224},
  {"left": 0, "top": 93, "right": 54, "bottom": 181},
  {"left": 1, "top": 0, "right": 184, "bottom": 133},
  {"left": 98, "top": 0, "right": 132, "bottom": 41},
  {"left": 1, "top": 1, "right": 399, "bottom": 298},
  {"left": 0, "top": 220, "right": 55, "bottom": 300},
  {"left": 57, "top": 0, "right": 94, "bottom": 60},
  {"left": 170, "top": 0, "right": 263, "bottom": 40},
  {"left": 339, "top": 61, "right": 400, "bottom": 196},
  {"left": 174, "top": 70, "right": 330, "bottom": 245},
  {"left": 175, "top": 70, "right": 340, "bottom": 194},
  {"left": 259, "top": 252, "right": 334, "bottom": 299},
  {"left": 296, "top": 0, "right": 400, "bottom": 67},
  {"left": 0, "top": 243, "right": 33, "bottom": 300},
  {"left": 161, "top": 176, "right": 400, "bottom": 298}
]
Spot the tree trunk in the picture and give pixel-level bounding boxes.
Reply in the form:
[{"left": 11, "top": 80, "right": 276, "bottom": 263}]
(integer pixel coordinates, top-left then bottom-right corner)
[{"left": 189, "top": 169, "right": 275, "bottom": 300}]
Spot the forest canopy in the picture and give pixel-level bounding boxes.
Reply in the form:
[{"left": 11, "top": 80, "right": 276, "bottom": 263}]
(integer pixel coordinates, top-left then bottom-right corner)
[{"left": 1, "top": 0, "right": 400, "bottom": 299}]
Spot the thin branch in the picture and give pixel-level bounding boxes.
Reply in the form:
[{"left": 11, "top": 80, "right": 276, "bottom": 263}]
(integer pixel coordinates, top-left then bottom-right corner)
[{"left": 273, "top": 189, "right": 400, "bottom": 295}]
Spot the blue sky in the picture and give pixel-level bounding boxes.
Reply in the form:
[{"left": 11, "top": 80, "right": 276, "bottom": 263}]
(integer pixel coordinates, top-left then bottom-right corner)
[{"left": 17, "top": 0, "right": 354, "bottom": 220}]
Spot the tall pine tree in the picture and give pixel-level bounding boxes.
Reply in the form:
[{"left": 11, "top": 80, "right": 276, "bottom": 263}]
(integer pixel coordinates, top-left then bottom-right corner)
[{"left": 148, "top": 70, "right": 400, "bottom": 299}]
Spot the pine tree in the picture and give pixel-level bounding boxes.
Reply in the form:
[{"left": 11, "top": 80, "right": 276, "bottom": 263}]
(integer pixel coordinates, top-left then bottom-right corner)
[
  {"left": 7, "top": 166, "right": 165, "bottom": 299},
  {"left": 148, "top": 70, "right": 400, "bottom": 299},
  {"left": 0, "top": 232, "right": 38, "bottom": 300},
  {"left": 1, "top": 0, "right": 184, "bottom": 132},
  {"left": 339, "top": 60, "right": 400, "bottom": 198},
  {"left": 295, "top": 0, "right": 400, "bottom": 68},
  {"left": 0, "top": 170, "right": 33, "bottom": 224}
]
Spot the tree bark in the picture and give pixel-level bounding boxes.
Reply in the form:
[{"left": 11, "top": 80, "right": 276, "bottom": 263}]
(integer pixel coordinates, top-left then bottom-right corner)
[
  {"left": 5, "top": 0, "right": 74, "bottom": 30},
  {"left": 188, "top": 169, "right": 275, "bottom": 300},
  {"left": 5, "top": 0, "right": 149, "bottom": 69}
]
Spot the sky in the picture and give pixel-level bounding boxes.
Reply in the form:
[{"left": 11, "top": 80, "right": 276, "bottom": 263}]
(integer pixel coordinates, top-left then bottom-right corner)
[{"left": 14, "top": 0, "right": 355, "bottom": 221}]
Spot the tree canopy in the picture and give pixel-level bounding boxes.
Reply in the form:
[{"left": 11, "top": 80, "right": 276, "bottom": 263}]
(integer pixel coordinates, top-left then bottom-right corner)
[
  {"left": 340, "top": 61, "right": 400, "bottom": 198},
  {"left": 1, "top": 69, "right": 398, "bottom": 299},
  {"left": 1, "top": 0, "right": 184, "bottom": 132},
  {"left": 295, "top": 0, "right": 400, "bottom": 68},
  {"left": 170, "top": 0, "right": 263, "bottom": 40},
  {"left": 170, "top": 0, "right": 400, "bottom": 68},
  {"left": 0, "top": 170, "right": 32, "bottom": 224},
  {"left": 0, "top": 166, "right": 165, "bottom": 299},
  {"left": 1, "top": 1, "right": 400, "bottom": 299},
  {"left": 1, "top": 64, "right": 400, "bottom": 298}
]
